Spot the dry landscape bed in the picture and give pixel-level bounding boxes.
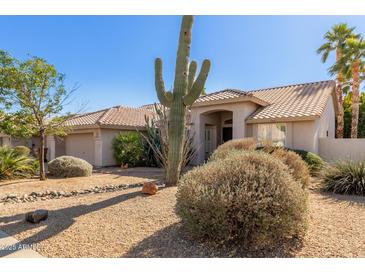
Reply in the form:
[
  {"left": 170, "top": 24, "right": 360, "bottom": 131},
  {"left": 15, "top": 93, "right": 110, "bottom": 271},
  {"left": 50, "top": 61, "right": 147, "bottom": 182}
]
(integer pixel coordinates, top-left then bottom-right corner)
[
  {"left": 0, "top": 167, "right": 164, "bottom": 197},
  {"left": 0, "top": 168, "right": 364, "bottom": 258}
]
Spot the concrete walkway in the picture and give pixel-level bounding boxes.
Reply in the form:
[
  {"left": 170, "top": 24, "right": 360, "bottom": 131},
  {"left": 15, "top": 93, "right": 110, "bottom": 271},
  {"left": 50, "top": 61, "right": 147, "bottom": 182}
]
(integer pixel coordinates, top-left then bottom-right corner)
[{"left": 0, "top": 230, "right": 43, "bottom": 258}]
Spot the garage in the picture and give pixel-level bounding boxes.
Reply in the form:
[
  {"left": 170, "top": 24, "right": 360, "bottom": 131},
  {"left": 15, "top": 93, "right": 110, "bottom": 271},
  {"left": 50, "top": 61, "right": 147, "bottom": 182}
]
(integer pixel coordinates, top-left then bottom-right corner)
[{"left": 65, "top": 133, "right": 95, "bottom": 165}]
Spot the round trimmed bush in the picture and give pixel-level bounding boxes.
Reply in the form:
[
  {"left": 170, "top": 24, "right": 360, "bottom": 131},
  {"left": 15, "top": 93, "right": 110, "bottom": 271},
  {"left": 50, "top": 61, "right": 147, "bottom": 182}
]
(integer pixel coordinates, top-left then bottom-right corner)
[
  {"left": 48, "top": 156, "right": 92, "bottom": 178},
  {"left": 271, "top": 148, "right": 310, "bottom": 189},
  {"left": 14, "top": 146, "right": 31, "bottom": 156},
  {"left": 209, "top": 138, "right": 256, "bottom": 161},
  {"left": 176, "top": 151, "right": 308, "bottom": 248}
]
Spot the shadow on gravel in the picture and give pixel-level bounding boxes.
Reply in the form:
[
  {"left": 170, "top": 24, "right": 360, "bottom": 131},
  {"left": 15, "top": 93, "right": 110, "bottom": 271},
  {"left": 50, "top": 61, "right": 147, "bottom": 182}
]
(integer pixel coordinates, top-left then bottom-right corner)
[
  {"left": 0, "top": 190, "right": 145, "bottom": 257},
  {"left": 320, "top": 192, "right": 365, "bottom": 207},
  {"left": 125, "top": 223, "right": 303, "bottom": 258}
]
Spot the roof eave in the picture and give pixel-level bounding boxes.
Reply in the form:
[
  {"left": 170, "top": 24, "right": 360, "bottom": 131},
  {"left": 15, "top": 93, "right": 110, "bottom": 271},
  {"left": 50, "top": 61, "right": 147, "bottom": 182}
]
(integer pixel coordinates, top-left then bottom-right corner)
[
  {"left": 246, "top": 115, "right": 321, "bottom": 124},
  {"left": 192, "top": 96, "right": 270, "bottom": 108},
  {"left": 67, "top": 124, "right": 146, "bottom": 131}
]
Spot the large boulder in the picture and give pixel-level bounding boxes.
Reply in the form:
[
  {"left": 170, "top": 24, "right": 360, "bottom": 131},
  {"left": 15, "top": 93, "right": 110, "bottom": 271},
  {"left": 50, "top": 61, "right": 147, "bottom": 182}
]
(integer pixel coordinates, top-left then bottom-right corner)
[
  {"left": 25, "top": 210, "right": 49, "bottom": 223},
  {"left": 141, "top": 181, "right": 158, "bottom": 195}
]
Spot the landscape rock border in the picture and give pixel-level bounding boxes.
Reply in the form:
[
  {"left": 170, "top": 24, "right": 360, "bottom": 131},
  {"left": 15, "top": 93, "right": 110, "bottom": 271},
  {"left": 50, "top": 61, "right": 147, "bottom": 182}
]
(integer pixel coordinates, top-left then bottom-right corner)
[{"left": 1, "top": 181, "right": 164, "bottom": 204}]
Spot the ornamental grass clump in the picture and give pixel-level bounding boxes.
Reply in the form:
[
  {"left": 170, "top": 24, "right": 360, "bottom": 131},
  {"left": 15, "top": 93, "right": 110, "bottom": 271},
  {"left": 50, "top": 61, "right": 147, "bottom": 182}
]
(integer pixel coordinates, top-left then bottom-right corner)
[
  {"left": 208, "top": 138, "right": 256, "bottom": 162},
  {"left": 48, "top": 156, "right": 92, "bottom": 178},
  {"left": 321, "top": 160, "right": 365, "bottom": 196},
  {"left": 176, "top": 151, "right": 308, "bottom": 249}
]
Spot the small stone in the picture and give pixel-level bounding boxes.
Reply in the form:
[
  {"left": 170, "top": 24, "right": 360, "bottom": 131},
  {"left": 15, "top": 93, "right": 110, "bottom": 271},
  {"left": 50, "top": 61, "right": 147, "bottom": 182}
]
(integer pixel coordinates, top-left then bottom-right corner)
[
  {"left": 7, "top": 193, "right": 17, "bottom": 199},
  {"left": 25, "top": 210, "right": 49, "bottom": 223},
  {"left": 58, "top": 191, "right": 65, "bottom": 196},
  {"left": 141, "top": 182, "right": 158, "bottom": 195},
  {"left": 50, "top": 191, "right": 57, "bottom": 196}
]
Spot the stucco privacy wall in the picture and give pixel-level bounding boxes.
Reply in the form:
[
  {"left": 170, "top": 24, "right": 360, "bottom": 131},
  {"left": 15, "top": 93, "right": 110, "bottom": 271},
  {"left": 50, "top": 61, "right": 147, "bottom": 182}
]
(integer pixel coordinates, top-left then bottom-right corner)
[{"left": 319, "top": 138, "right": 365, "bottom": 161}]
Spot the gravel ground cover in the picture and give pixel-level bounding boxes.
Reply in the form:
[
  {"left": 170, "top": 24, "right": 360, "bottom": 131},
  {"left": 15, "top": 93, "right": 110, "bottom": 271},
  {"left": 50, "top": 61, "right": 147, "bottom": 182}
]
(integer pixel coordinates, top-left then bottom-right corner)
[
  {"left": 0, "top": 167, "right": 164, "bottom": 198},
  {"left": 1, "top": 185, "right": 364, "bottom": 258}
]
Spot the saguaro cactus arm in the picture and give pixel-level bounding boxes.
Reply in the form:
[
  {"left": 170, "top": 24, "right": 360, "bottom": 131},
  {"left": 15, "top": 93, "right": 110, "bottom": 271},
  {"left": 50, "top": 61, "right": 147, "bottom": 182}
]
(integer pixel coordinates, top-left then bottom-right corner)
[
  {"left": 155, "top": 58, "right": 173, "bottom": 107},
  {"left": 187, "top": 61, "right": 197, "bottom": 91},
  {"left": 183, "top": 59, "right": 211, "bottom": 106}
]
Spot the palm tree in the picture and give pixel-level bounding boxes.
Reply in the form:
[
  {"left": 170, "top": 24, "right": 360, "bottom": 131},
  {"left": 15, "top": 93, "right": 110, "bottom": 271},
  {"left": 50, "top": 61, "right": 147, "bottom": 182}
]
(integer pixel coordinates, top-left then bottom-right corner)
[
  {"left": 340, "top": 38, "right": 365, "bottom": 138},
  {"left": 317, "top": 23, "right": 357, "bottom": 138}
]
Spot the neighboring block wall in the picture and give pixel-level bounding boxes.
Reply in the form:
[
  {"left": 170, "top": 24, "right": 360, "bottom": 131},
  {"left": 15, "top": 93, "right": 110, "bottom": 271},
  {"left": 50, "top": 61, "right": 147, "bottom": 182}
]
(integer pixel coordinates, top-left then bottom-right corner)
[{"left": 319, "top": 138, "right": 365, "bottom": 162}]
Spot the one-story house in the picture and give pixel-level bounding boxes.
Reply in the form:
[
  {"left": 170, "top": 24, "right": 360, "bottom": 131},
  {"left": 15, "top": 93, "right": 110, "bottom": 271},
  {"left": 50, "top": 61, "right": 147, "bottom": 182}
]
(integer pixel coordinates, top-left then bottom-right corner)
[
  {"left": 0, "top": 80, "right": 338, "bottom": 166},
  {"left": 190, "top": 80, "right": 337, "bottom": 164}
]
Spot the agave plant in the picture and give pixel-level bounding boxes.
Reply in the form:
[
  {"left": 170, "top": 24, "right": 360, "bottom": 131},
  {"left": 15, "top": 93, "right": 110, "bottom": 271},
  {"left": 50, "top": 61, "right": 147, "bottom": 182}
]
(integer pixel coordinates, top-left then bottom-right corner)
[
  {"left": 321, "top": 160, "right": 365, "bottom": 196},
  {"left": 0, "top": 146, "right": 36, "bottom": 179}
]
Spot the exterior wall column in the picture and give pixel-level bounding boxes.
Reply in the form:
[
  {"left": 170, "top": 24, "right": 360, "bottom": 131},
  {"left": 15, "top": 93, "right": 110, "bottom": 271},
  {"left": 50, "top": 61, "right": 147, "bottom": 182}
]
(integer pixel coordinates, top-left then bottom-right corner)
[
  {"left": 191, "top": 110, "right": 205, "bottom": 165},
  {"left": 46, "top": 135, "right": 56, "bottom": 161},
  {"left": 94, "top": 129, "right": 103, "bottom": 167},
  {"left": 232, "top": 109, "right": 246, "bottom": 139}
]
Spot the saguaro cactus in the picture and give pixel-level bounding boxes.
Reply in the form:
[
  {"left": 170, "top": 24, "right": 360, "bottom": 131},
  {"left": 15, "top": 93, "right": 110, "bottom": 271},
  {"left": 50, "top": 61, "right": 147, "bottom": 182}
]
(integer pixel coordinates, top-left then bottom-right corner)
[{"left": 155, "top": 15, "right": 211, "bottom": 186}]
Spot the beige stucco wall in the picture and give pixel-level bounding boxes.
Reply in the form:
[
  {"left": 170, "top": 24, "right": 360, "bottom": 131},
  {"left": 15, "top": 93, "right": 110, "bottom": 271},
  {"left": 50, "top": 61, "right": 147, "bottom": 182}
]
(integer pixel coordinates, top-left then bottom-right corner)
[{"left": 319, "top": 138, "right": 365, "bottom": 162}]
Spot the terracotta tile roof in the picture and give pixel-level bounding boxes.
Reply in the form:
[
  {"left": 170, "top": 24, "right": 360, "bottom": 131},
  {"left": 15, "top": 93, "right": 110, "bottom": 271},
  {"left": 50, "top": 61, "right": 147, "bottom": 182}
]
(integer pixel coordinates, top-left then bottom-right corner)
[
  {"left": 195, "top": 89, "right": 251, "bottom": 103},
  {"left": 65, "top": 80, "right": 336, "bottom": 129},
  {"left": 64, "top": 106, "right": 155, "bottom": 129},
  {"left": 194, "top": 89, "right": 270, "bottom": 107},
  {"left": 246, "top": 80, "right": 336, "bottom": 123}
]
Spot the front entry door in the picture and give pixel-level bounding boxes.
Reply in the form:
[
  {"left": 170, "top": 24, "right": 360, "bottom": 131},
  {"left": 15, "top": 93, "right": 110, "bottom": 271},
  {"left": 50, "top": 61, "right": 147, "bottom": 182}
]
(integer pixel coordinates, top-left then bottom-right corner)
[
  {"left": 205, "top": 127, "right": 214, "bottom": 160},
  {"left": 222, "top": 127, "right": 232, "bottom": 143}
]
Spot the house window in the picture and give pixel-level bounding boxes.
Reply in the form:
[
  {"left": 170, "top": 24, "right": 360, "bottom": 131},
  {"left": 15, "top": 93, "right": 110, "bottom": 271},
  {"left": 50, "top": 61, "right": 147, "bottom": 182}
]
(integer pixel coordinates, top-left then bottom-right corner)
[{"left": 257, "top": 123, "right": 287, "bottom": 146}]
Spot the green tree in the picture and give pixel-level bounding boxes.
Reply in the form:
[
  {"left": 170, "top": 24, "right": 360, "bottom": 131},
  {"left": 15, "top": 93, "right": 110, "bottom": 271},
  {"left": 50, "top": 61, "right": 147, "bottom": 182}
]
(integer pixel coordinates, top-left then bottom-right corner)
[
  {"left": 154, "top": 15, "right": 211, "bottom": 186},
  {"left": 341, "top": 38, "right": 365, "bottom": 138},
  {"left": 343, "top": 92, "right": 365, "bottom": 138},
  {"left": 317, "top": 23, "right": 358, "bottom": 138},
  {"left": 0, "top": 50, "right": 75, "bottom": 180}
]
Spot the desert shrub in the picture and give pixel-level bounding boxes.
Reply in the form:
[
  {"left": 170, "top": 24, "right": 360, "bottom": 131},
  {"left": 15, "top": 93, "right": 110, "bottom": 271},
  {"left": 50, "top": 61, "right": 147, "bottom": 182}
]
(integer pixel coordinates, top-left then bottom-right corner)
[
  {"left": 321, "top": 160, "right": 365, "bottom": 196},
  {"left": 291, "top": 149, "right": 325, "bottom": 175},
  {"left": 141, "top": 104, "right": 197, "bottom": 168},
  {"left": 13, "top": 145, "right": 31, "bottom": 156},
  {"left": 113, "top": 132, "right": 144, "bottom": 167},
  {"left": 176, "top": 151, "right": 308, "bottom": 248},
  {"left": 209, "top": 138, "right": 256, "bottom": 161},
  {"left": 258, "top": 144, "right": 325, "bottom": 175},
  {"left": 0, "top": 146, "right": 36, "bottom": 179},
  {"left": 271, "top": 148, "right": 310, "bottom": 189},
  {"left": 48, "top": 156, "right": 92, "bottom": 178}
]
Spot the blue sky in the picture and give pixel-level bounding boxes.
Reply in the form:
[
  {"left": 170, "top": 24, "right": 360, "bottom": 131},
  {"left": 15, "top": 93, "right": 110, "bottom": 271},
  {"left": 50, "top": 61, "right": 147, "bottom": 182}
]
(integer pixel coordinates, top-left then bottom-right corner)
[{"left": 0, "top": 16, "right": 364, "bottom": 113}]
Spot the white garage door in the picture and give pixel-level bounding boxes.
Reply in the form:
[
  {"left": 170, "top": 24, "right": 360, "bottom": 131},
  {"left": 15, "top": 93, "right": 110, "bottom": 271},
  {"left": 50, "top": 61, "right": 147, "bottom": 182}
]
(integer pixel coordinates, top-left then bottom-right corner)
[{"left": 65, "top": 133, "right": 95, "bottom": 165}]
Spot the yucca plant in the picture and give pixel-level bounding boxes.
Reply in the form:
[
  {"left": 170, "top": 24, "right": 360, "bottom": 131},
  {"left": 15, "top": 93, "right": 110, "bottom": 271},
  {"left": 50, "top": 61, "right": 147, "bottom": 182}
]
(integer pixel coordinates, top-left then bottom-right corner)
[
  {"left": 321, "top": 160, "right": 365, "bottom": 196},
  {"left": 0, "top": 146, "right": 36, "bottom": 179}
]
